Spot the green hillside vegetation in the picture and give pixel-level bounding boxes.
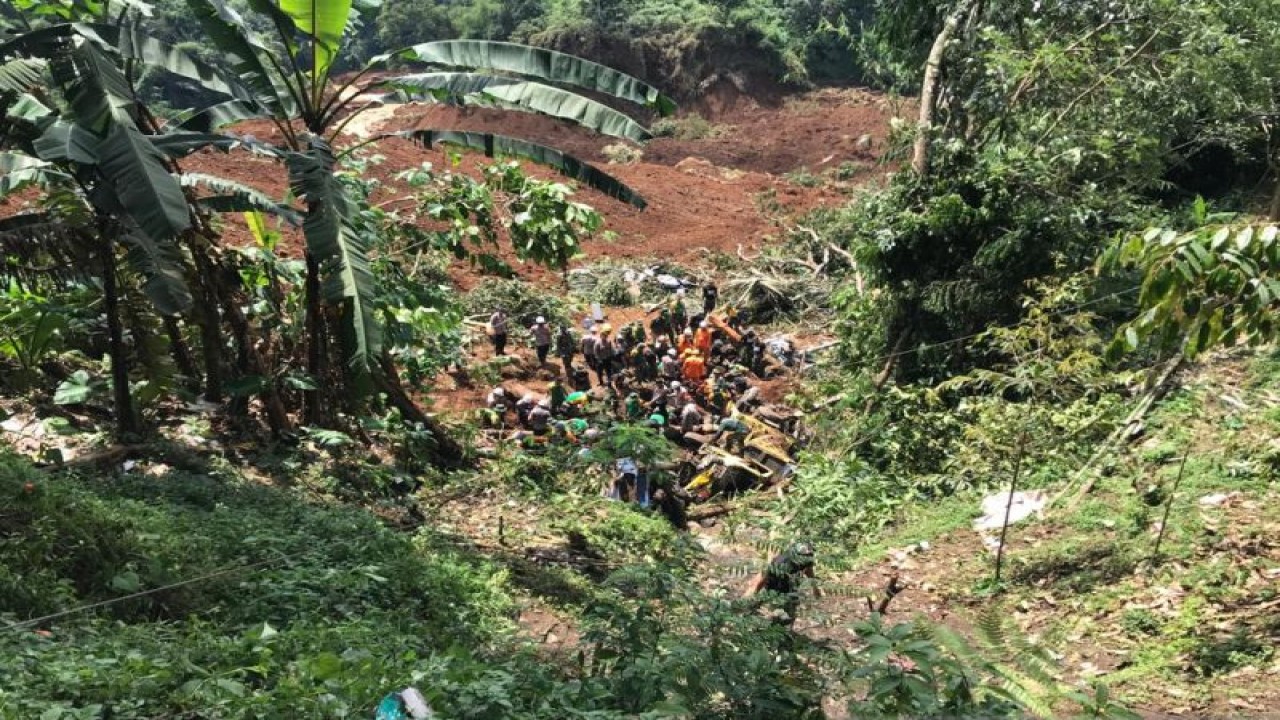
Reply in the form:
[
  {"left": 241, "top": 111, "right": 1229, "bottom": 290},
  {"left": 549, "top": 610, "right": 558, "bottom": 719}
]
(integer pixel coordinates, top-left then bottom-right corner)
[{"left": 3, "top": 0, "right": 1280, "bottom": 716}]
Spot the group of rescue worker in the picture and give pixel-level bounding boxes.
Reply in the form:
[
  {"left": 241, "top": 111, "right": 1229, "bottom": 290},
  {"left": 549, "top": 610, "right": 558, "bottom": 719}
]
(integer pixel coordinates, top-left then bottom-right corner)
[
  {"left": 481, "top": 281, "right": 819, "bottom": 624},
  {"left": 482, "top": 281, "right": 794, "bottom": 462}
]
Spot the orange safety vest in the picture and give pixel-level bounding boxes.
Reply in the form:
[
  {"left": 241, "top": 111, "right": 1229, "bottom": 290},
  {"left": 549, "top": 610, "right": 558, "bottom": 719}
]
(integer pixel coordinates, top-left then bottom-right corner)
[
  {"left": 694, "top": 327, "right": 713, "bottom": 355},
  {"left": 682, "top": 354, "right": 706, "bottom": 383},
  {"left": 677, "top": 335, "right": 695, "bottom": 356}
]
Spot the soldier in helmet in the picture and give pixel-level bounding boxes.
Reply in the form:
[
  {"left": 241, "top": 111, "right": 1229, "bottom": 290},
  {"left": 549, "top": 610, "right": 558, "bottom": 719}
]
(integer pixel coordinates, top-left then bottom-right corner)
[{"left": 744, "top": 542, "right": 821, "bottom": 626}]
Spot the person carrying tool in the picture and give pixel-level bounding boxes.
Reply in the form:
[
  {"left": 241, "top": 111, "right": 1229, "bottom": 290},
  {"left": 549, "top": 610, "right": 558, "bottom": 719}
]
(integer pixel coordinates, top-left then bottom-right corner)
[
  {"left": 555, "top": 324, "right": 577, "bottom": 378},
  {"left": 488, "top": 308, "right": 509, "bottom": 356},
  {"left": 743, "top": 542, "right": 821, "bottom": 627}
]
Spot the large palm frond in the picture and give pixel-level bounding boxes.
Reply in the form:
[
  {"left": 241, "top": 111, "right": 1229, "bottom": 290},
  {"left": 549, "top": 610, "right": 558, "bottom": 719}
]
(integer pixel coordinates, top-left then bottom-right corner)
[
  {"left": 388, "top": 129, "right": 646, "bottom": 209},
  {"left": 380, "top": 72, "right": 651, "bottom": 142}
]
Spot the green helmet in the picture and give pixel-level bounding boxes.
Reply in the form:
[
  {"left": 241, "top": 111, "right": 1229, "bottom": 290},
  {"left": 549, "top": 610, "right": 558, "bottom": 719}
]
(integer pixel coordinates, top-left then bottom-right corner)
[{"left": 787, "top": 542, "right": 815, "bottom": 568}]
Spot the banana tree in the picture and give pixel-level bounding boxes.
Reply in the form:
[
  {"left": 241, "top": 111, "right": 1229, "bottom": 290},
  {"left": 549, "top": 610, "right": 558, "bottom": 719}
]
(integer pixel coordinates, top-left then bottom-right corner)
[
  {"left": 1, "top": 17, "right": 296, "bottom": 435},
  {"left": 168, "top": 0, "right": 673, "bottom": 426}
]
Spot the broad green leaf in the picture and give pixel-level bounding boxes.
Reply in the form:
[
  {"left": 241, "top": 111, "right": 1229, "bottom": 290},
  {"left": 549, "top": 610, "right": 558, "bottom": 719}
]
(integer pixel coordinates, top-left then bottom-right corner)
[
  {"left": 1235, "top": 226, "right": 1254, "bottom": 250},
  {"left": 118, "top": 225, "right": 195, "bottom": 315},
  {"left": 0, "top": 152, "right": 71, "bottom": 197},
  {"left": 54, "top": 370, "right": 95, "bottom": 405},
  {"left": 0, "top": 58, "right": 44, "bottom": 93},
  {"left": 278, "top": 0, "right": 351, "bottom": 86},
  {"left": 183, "top": 0, "right": 292, "bottom": 112},
  {"left": 1261, "top": 225, "right": 1278, "bottom": 245},
  {"left": 98, "top": 122, "right": 192, "bottom": 241},
  {"left": 32, "top": 121, "right": 99, "bottom": 164},
  {"left": 383, "top": 73, "right": 651, "bottom": 142},
  {"left": 1210, "top": 227, "right": 1229, "bottom": 249},
  {"left": 174, "top": 99, "right": 269, "bottom": 132},
  {"left": 79, "top": 23, "right": 259, "bottom": 104},
  {"left": 284, "top": 138, "right": 381, "bottom": 378},
  {"left": 390, "top": 129, "right": 646, "bottom": 209},
  {"left": 381, "top": 40, "right": 676, "bottom": 115},
  {"left": 179, "top": 172, "right": 302, "bottom": 225},
  {"left": 225, "top": 374, "right": 269, "bottom": 396},
  {"left": 150, "top": 132, "right": 238, "bottom": 158}
]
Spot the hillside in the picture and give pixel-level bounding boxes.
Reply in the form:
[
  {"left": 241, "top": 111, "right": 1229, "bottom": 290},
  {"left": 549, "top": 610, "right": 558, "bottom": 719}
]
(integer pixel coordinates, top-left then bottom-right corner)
[{"left": 5, "top": 1, "right": 1280, "bottom": 718}]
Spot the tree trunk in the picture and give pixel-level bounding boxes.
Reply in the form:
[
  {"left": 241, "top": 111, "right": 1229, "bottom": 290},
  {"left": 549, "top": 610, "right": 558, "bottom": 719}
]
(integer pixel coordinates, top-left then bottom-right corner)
[
  {"left": 187, "top": 243, "right": 225, "bottom": 402},
  {"left": 101, "top": 234, "right": 139, "bottom": 438},
  {"left": 377, "top": 351, "right": 467, "bottom": 468},
  {"left": 304, "top": 255, "right": 326, "bottom": 425},
  {"left": 222, "top": 290, "right": 292, "bottom": 437},
  {"left": 163, "top": 315, "right": 198, "bottom": 386},
  {"left": 1270, "top": 170, "right": 1280, "bottom": 221},
  {"left": 912, "top": 0, "right": 976, "bottom": 177}
]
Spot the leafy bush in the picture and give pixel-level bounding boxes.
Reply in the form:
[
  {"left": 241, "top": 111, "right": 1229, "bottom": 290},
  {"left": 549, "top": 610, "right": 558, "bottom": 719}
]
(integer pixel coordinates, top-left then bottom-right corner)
[
  {"left": 650, "top": 114, "right": 723, "bottom": 140},
  {"left": 463, "top": 278, "right": 571, "bottom": 333}
]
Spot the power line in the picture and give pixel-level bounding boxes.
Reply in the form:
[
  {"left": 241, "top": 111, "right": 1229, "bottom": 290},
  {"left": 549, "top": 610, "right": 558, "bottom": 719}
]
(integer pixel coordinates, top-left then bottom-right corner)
[{"left": 3, "top": 286, "right": 1144, "bottom": 633}]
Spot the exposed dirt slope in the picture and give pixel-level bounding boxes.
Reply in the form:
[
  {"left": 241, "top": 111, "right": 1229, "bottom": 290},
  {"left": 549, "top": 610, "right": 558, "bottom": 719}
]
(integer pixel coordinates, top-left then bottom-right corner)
[{"left": 165, "top": 87, "right": 898, "bottom": 278}]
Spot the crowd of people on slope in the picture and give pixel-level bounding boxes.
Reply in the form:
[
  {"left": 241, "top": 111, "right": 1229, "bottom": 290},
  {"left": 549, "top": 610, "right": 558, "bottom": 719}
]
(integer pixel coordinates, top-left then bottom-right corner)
[{"left": 478, "top": 281, "right": 799, "bottom": 511}]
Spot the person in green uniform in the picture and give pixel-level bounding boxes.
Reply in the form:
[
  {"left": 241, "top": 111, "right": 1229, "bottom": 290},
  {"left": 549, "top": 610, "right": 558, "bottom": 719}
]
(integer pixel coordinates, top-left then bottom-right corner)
[{"left": 743, "top": 542, "right": 820, "bottom": 626}]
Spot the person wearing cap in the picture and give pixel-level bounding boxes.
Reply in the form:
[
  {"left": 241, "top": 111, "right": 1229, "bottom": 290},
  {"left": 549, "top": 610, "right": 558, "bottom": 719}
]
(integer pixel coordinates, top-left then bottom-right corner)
[
  {"left": 489, "top": 308, "right": 509, "bottom": 356},
  {"left": 660, "top": 350, "right": 681, "bottom": 381},
  {"left": 530, "top": 316, "right": 553, "bottom": 365},
  {"left": 528, "top": 399, "right": 552, "bottom": 434},
  {"left": 555, "top": 324, "right": 577, "bottom": 379},
  {"left": 515, "top": 393, "right": 536, "bottom": 428},
  {"left": 677, "top": 327, "right": 695, "bottom": 357},
  {"left": 669, "top": 289, "right": 688, "bottom": 333},
  {"left": 592, "top": 327, "right": 617, "bottom": 385},
  {"left": 637, "top": 343, "right": 659, "bottom": 381},
  {"left": 679, "top": 401, "right": 703, "bottom": 434},
  {"left": 694, "top": 321, "right": 713, "bottom": 356},
  {"left": 580, "top": 327, "right": 600, "bottom": 384},
  {"left": 744, "top": 542, "right": 821, "bottom": 626},
  {"left": 483, "top": 386, "right": 508, "bottom": 426}
]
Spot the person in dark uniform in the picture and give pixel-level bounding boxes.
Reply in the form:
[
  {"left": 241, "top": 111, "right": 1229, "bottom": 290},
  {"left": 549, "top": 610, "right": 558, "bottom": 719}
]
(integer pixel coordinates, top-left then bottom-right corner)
[{"left": 744, "top": 542, "right": 820, "bottom": 626}]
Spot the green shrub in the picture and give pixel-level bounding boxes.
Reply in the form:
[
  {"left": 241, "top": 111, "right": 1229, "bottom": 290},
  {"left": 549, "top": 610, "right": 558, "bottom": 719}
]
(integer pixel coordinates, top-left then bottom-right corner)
[{"left": 464, "top": 278, "right": 570, "bottom": 334}]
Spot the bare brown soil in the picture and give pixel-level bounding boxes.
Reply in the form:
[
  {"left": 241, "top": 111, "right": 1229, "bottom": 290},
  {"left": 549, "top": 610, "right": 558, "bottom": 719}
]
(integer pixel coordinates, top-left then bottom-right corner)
[{"left": 165, "top": 87, "right": 898, "bottom": 276}]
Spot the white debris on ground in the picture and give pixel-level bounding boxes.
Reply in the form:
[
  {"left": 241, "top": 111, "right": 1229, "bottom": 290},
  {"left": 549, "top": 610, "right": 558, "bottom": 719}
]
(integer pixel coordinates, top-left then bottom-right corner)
[{"left": 974, "top": 489, "right": 1048, "bottom": 549}]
